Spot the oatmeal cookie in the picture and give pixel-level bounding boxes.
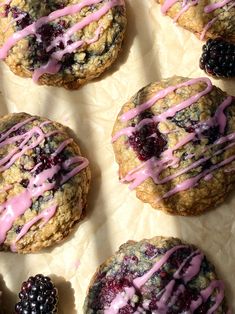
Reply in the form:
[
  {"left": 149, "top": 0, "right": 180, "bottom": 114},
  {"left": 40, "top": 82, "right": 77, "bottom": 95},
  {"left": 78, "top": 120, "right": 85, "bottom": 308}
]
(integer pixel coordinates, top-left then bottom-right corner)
[
  {"left": 84, "top": 236, "right": 230, "bottom": 313},
  {"left": 0, "top": 112, "right": 90, "bottom": 253},
  {"left": 156, "top": 0, "right": 235, "bottom": 42},
  {"left": 0, "top": 0, "right": 126, "bottom": 89},
  {"left": 112, "top": 76, "right": 235, "bottom": 215}
]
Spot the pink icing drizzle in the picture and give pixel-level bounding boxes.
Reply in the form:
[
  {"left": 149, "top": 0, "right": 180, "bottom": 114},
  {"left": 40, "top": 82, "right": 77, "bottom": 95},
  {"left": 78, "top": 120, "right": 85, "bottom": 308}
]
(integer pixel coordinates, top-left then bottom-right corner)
[
  {"left": 204, "top": 0, "right": 233, "bottom": 13},
  {"left": 33, "top": 23, "right": 104, "bottom": 82},
  {"left": 160, "top": 0, "right": 235, "bottom": 40},
  {"left": 201, "top": 281, "right": 225, "bottom": 314},
  {"left": 161, "top": 0, "right": 179, "bottom": 14},
  {"left": 0, "top": 117, "right": 89, "bottom": 251},
  {"left": 10, "top": 204, "right": 57, "bottom": 252},
  {"left": 160, "top": 152, "right": 235, "bottom": 199},
  {"left": 0, "top": 0, "right": 103, "bottom": 59},
  {"left": 104, "top": 245, "right": 226, "bottom": 313},
  {"left": 113, "top": 77, "right": 234, "bottom": 200},
  {"left": 173, "top": 0, "right": 198, "bottom": 22},
  {"left": 200, "top": 16, "right": 218, "bottom": 40},
  {"left": 0, "top": 0, "right": 124, "bottom": 81},
  {"left": 200, "top": 1, "right": 235, "bottom": 40},
  {"left": 119, "top": 77, "right": 213, "bottom": 122},
  {"left": 32, "top": 59, "right": 62, "bottom": 83},
  {"left": 3, "top": 13, "right": 26, "bottom": 33},
  {"left": 61, "top": 156, "right": 89, "bottom": 184}
]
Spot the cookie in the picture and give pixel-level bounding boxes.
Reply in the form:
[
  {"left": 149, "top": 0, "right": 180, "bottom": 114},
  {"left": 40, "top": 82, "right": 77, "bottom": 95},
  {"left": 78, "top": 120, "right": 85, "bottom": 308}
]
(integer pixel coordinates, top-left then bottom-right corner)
[
  {"left": 112, "top": 76, "right": 235, "bottom": 215},
  {"left": 84, "top": 236, "right": 230, "bottom": 313},
  {"left": 156, "top": 0, "right": 235, "bottom": 42},
  {"left": 0, "top": 0, "right": 126, "bottom": 89},
  {"left": 0, "top": 112, "right": 90, "bottom": 253}
]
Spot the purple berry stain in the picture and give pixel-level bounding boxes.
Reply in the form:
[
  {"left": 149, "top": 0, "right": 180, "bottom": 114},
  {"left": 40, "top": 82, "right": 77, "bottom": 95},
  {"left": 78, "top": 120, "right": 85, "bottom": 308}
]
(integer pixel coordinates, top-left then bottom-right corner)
[{"left": 129, "top": 120, "right": 167, "bottom": 161}]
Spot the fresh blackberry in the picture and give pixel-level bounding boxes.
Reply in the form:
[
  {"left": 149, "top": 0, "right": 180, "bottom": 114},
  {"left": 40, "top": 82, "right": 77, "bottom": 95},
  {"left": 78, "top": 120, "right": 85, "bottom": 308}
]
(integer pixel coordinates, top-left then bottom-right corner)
[
  {"left": 199, "top": 38, "right": 235, "bottom": 78},
  {"left": 15, "top": 274, "right": 58, "bottom": 314}
]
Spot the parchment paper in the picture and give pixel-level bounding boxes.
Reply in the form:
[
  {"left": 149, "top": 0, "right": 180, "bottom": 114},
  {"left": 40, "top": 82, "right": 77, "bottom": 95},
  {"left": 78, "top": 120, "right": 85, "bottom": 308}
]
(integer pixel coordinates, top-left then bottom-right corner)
[{"left": 0, "top": 0, "right": 234, "bottom": 312}]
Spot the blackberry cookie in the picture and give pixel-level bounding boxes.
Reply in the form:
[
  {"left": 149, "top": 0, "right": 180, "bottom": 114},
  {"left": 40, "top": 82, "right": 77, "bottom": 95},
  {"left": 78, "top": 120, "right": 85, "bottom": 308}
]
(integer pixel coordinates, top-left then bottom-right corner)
[
  {"left": 84, "top": 236, "right": 230, "bottom": 313},
  {"left": 0, "top": 0, "right": 126, "bottom": 89},
  {"left": 112, "top": 76, "right": 235, "bottom": 215},
  {"left": 0, "top": 112, "right": 90, "bottom": 253},
  {"left": 156, "top": 0, "right": 235, "bottom": 42}
]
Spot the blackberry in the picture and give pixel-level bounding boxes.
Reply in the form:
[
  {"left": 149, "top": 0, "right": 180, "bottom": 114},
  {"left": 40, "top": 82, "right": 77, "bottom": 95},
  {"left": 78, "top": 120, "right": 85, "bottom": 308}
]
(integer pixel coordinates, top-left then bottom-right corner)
[
  {"left": 10, "top": 6, "right": 32, "bottom": 30},
  {"left": 15, "top": 274, "right": 58, "bottom": 314},
  {"left": 128, "top": 123, "right": 167, "bottom": 161},
  {"left": 199, "top": 38, "right": 235, "bottom": 78}
]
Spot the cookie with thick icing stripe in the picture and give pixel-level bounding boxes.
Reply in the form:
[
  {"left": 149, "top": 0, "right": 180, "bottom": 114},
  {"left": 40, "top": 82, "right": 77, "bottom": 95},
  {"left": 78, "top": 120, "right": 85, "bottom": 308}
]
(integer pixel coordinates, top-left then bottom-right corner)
[
  {"left": 84, "top": 236, "right": 230, "bottom": 313},
  {"left": 156, "top": 0, "right": 235, "bottom": 42},
  {"left": 0, "top": 0, "right": 126, "bottom": 89},
  {"left": 0, "top": 112, "right": 90, "bottom": 253},
  {"left": 112, "top": 76, "right": 235, "bottom": 215}
]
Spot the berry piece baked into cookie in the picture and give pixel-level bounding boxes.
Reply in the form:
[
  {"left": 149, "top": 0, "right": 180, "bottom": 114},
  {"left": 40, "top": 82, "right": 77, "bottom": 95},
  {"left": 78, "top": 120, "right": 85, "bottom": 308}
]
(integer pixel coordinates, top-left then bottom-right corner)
[
  {"left": 15, "top": 274, "right": 58, "bottom": 313},
  {"left": 112, "top": 76, "right": 235, "bottom": 215},
  {"left": 0, "top": 0, "right": 126, "bottom": 89},
  {"left": 84, "top": 236, "right": 230, "bottom": 313},
  {"left": 0, "top": 112, "right": 90, "bottom": 253},
  {"left": 156, "top": 0, "right": 235, "bottom": 42}
]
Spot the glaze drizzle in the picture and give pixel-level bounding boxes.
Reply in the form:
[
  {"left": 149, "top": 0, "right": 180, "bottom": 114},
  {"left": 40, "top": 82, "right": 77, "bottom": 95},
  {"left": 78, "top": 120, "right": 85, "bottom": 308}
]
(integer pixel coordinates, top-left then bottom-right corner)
[
  {"left": 0, "top": 0, "right": 125, "bottom": 81},
  {"left": 160, "top": 0, "right": 235, "bottom": 40},
  {"left": 112, "top": 77, "right": 235, "bottom": 200},
  {"left": 0, "top": 116, "right": 89, "bottom": 251},
  {"left": 104, "top": 245, "right": 226, "bottom": 313}
]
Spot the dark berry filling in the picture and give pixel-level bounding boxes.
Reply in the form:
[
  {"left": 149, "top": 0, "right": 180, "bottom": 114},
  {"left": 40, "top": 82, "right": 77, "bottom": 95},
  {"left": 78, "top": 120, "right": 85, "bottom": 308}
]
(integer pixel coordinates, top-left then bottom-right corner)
[
  {"left": 33, "top": 153, "right": 63, "bottom": 174},
  {"left": 9, "top": 6, "right": 32, "bottom": 30},
  {"left": 20, "top": 178, "right": 29, "bottom": 188},
  {"left": 201, "top": 159, "right": 213, "bottom": 172},
  {"left": 37, "top": 23, "right": 65, "bottom": 47},
  {"left": 15, "top": 225, "right": 23, "bottom": 234},
  {"left": 119, "top": 305, "right": 135, "bottom": 314},
  {"left": 92, "top": 277, "right": 132, "bottom": 311},
  {"left": 202, "top": 125, "right": 220, "bottom": 144},
  {"left": 200, "top": 38, "right": 235, "bottom": 78},
  {"left": 29, "top": 23, "right": 66, "bottom": 68},
  {"left": 171, "top": 111, "right": 222, "bottom": 144},
  {"left": 3, "top": 4, "right": 10, "bottom": 17},
  {"left": 129, "top": 123, "right": 167, "bottom": 161},
  {"left": 171, "top": 114, "right": 199, "bottom": 133},
  {"left": 144, "top": 243, "right": 166, "bottom": 258},
  {"left": 60, "top": 53, "right": 76, "bottom": 71},
  {"left": 9, "top": 126, "right": 27, "bottom": 138},
  {"left": 128, "top": 111, "right": 167, "bottom": 161}
]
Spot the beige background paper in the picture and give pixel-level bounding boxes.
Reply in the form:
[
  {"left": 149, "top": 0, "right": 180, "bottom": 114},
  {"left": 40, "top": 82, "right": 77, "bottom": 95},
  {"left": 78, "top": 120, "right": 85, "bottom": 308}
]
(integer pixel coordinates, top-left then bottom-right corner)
[{"left": 0, "top": 0, "right": 235, "bottom": 312}]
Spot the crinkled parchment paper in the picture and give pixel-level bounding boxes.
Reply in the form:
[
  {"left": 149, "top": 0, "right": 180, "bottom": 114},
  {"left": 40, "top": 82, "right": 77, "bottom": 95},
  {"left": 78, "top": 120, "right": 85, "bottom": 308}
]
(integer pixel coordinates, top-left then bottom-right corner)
[{"left": 0, "top": 0, "right": 235, "bottom": 312}]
